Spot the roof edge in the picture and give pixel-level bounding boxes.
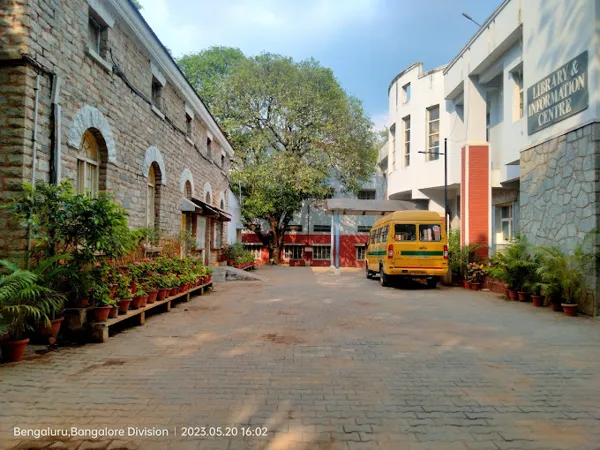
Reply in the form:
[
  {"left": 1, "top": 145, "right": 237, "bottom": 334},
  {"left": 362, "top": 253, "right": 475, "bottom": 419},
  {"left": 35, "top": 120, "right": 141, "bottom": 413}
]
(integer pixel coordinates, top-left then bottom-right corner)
[{"left": 387, "top": 62, "right": 422, "bottom": 94}]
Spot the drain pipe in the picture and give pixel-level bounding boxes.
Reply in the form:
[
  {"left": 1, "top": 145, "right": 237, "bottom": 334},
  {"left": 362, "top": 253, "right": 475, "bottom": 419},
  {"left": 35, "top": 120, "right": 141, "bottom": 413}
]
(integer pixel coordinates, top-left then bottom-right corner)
[{"left": 26, "top": 75, "right": 41, "bottom": 268}]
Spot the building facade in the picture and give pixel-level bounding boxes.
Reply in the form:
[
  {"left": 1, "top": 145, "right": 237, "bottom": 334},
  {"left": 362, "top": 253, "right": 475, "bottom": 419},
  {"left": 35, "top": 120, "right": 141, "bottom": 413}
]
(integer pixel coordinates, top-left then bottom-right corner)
[
  {"left": 385, "top": 0, "right": 600, "bottom": 315},
  {"left": 0, "top": 0, "right": 234, "bottom": 265},
  {"left": 242, "top": 171, "right": 387, "bottom": 267}
]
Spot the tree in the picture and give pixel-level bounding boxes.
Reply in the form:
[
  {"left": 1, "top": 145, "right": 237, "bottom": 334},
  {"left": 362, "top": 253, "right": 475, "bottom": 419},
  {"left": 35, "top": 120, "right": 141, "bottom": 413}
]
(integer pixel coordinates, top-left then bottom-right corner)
[
  {"left": 177, "top": 47, "right": 245, "bottom": 107},
  {"left": 213, "top": 53, "right": 377, "bottom": 263}
]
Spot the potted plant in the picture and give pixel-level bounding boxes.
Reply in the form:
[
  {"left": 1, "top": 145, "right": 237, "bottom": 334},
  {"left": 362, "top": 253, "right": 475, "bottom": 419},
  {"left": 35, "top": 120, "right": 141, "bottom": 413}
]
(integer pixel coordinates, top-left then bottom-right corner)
[
  {"left": 131, "top": 287, "right": 147, "bottom": 310},
  {"left": 154, "top": 274, "right": 170, "bottom": 301},
  {"left": 146, "top": 281, "right": 159, "bottom": 304},
  {"left": 90, "top": 283, "right": 114, "bottom": 322},
  {"left": 116, "top": 284, "right": 132, "bottom": 314},
  {"left": 536, "top": 238, "right": 598, "bottom": 317},
  {"left": 0, "top": 260, "right": 64, "bottom": 362},
  {"left": 466, "top": 262, "right": 486, "bottom": 290}
]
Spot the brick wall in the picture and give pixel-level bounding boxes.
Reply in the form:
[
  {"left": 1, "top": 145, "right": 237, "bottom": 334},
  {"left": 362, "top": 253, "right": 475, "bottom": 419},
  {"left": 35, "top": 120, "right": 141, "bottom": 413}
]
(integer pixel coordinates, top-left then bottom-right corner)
[
  {"left": 467, "top": 145, "right": 489, "bottom": 256},
  {"left": 0, "top": 0, "right": 230, "bottom": 264}
]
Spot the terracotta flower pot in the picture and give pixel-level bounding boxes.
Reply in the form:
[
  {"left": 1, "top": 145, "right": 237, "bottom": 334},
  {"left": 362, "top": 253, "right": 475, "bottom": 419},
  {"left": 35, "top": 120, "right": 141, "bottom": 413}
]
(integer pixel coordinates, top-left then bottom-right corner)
[
  {"left": 140, "top": 295, "right": 148, "bottom": 307},
  {"left": 463, "top": 280, "right": 471, "bottom": 289},
  {"left": 531, "top": 295, "right": 544, "bottom": 307},
  {"left": 77, "top": 298, "right": 89, "bottom": 308},
  {"left": 207, "top": 275, "right": 212, "bottom": 283},
  {"left": 517, "top": 292, "right": 530, "bottom": 302},
  {"left": 130, "top": 281, "right": 137, "bottom": 293},
  {"left": 109, "top": 284, "right": 117, "bottom": 299},
  {"left": 94, "top": 306, "right": 112, "bottom": 322},
  {"left": 507, "top": 289, "right": 518, "bottom": 301},
  {"left": 118, "top": 299, "right": 132, "bottom": 314},
  {"left": 551, "top": 302, "right": 563, "bottom": 312},
  {"left": 109, "top": 306, "right": 119, "bottom": 319},
  {"left": 169, "top": 287, "right": 178, "bottom": 296},
  {"left": 562, "top": 303, "right": 577, "bottom": 317},
  {"left": 38, "top": 317, "right": 64, "bottom": 338},
  {"left": 470, "top": 282, "right": 481, "bottom": 291},
  {"left": 1, "top": 338, "right": 30, "bottom": 363},
  {"left": 158, "top": 288, "right": 169, "bottom": 301},
  {"left": 147, "top": 290, "right": 158, "bottom": 304},
  {"left": 130, "top": 296, "right": 144, "bottom": 310},
  {"left": 178, "top": 285, "right": 187, "bottom": 294}
]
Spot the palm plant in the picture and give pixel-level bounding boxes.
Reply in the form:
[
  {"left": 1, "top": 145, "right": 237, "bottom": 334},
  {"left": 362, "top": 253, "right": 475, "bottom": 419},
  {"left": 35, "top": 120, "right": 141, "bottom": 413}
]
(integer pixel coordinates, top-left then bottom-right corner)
[
  {"left": 536, "top": 237, "right": 599, "bottom": 304},
  {"left": 0, "top": 260, "right": 65, "bottom": 341},
  {"left": 499, "top": 235, "right": 538, "bottom": 291}
]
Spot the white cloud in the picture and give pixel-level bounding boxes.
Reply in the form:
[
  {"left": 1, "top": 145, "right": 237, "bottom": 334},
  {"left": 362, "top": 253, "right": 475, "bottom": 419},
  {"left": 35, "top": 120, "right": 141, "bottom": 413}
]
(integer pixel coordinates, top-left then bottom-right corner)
[{"left": 139, "top": 0, "right": 380, "bottom": 58}]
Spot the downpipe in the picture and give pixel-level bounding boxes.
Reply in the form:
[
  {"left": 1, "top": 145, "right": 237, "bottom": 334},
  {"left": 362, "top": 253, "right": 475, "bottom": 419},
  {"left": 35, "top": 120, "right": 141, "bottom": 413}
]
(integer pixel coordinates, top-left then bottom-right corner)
[{"left": 26, "top": 75, "right": 41, "bottom": 268}]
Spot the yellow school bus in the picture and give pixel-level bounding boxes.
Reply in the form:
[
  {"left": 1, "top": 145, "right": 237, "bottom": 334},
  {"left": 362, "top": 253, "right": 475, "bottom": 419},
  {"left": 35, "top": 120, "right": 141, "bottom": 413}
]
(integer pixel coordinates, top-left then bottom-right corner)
[{"left": 365, "top": 211, "right": 448, "bottom": 287}]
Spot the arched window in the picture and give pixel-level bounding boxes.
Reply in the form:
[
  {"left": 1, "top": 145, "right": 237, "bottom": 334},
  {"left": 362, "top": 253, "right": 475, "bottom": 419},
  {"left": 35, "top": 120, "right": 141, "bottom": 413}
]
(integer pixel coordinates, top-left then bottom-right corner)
[
  {"left": 147, "top": 164, "right": 159, "bottom": 229},
  {"left": 77, "top": 130, "right": 99, "bottom": 196},
  {"left": 220, "top": 198, "right": 225, "bottom": 210},
  {"left": 205, "top": 192, "right": 211, "bottom": 204},
  {"left": 184, "top": 180, "right": 192, "bottom": 199}
]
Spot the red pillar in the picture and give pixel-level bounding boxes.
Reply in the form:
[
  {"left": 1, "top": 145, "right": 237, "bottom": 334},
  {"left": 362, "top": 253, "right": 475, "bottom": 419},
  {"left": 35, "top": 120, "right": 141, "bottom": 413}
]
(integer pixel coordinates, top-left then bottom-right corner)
[{"left": 461, "top": 144, "right": 490, "bottom": 258}]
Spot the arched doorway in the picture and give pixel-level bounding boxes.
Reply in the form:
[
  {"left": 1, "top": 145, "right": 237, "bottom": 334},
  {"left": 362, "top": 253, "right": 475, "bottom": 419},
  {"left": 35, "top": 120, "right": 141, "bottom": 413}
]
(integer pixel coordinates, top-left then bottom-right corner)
[{"left": 146, "top": 163, "right": 162, "bottom": 231}]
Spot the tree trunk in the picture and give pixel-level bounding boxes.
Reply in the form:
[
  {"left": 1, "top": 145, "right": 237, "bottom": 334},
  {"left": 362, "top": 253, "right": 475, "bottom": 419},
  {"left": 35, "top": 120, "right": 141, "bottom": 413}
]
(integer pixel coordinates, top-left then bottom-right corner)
[{"left": 269, "top": 221, "right": 287, "bottom": 265}]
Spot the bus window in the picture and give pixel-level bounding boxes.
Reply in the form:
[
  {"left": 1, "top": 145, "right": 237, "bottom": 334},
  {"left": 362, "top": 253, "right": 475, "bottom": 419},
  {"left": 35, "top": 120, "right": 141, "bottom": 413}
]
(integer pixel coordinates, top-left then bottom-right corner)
[
  {"left": 394, "top": 224, "right": 416, "bottom": 241},
  {"left": 419, "top": 224, "right": 442, "bottom": 242},
  {"left": 376, "top": 228, "right": 382, "bottom": 242},
  {"left": 382, "top": 225, "right": 389, "bottom": 242}
]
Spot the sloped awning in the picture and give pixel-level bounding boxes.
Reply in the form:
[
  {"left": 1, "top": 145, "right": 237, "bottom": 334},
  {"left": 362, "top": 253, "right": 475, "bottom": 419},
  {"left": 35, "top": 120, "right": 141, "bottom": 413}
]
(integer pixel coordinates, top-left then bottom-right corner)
[{"left": 181, "top": 197, "right": 232, "bottom": 222}]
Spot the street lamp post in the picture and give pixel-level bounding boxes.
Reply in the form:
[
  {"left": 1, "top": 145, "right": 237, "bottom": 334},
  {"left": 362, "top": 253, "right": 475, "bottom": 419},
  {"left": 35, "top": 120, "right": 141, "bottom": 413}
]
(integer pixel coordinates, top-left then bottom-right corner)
[
  {"left": 418, "top": 137, "right": 449, "bottom": 234},
  {"left": 461, "top": 12, "right": 482, "bottom": 27}
]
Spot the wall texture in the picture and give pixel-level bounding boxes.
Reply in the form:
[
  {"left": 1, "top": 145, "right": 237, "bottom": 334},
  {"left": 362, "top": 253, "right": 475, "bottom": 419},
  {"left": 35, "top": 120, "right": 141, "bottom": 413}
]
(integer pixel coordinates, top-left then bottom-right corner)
[
  {"left": 520, "top": 123, "right": 600, "bottom": 316},
  {"left": 0, "top": 0, "right": 231, "bottom": 264}
]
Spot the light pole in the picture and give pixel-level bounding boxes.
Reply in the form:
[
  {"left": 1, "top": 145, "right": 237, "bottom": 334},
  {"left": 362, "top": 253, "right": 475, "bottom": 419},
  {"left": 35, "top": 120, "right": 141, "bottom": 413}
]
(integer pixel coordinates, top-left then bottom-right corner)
[
  {"left": 418, "top": 138, "right": 448, "bottom": 233},
  {"left": 461, "top": 12, "right": 481, "bottom": 27}
]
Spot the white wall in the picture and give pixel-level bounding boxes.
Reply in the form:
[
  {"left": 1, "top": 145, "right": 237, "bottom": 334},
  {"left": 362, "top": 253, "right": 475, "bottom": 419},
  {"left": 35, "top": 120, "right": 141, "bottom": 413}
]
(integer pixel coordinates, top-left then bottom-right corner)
[
  {"left": 387, "top": 64, "right": 456, "bottom": 201},
  {"left": 227, "top": 189, "right": 242, "bottom": 245}
]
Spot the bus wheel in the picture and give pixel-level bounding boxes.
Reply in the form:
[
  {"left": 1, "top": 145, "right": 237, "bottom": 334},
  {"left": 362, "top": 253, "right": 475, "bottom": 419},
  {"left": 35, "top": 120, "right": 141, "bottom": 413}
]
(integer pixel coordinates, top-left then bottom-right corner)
[
  {"left": 366, "top": 264, "right": 372, "bottom": 279},
  {"left": 379, "top": 267, "right": 390, "bottom": 287},
  {"left": 427, "top": 277, "right": 438, "bottom": 289}
]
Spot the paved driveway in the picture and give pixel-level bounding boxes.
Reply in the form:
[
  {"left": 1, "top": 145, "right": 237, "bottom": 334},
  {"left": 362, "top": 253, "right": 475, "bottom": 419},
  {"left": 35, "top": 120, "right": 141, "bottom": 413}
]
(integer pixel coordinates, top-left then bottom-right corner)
[{"left": 1, "top": 266, "right": 600, "bottom": 450}]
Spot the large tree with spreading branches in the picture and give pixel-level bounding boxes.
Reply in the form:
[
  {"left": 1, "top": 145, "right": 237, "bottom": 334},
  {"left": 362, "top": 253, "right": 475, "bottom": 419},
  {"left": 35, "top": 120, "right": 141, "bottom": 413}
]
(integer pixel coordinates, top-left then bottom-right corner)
[{"left": 210, "top": 53, "right": 376, "bottom": 262}]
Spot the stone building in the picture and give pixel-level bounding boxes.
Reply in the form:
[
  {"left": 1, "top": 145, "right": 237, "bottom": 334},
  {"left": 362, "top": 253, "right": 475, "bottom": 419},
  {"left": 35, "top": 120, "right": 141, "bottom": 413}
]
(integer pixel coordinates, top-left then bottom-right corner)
[
  {"left": 383, "top": 0, "right": 599, "bottom": 315},
  {"left": 0, "top": 0, "right": 234, "bottom": 264}
]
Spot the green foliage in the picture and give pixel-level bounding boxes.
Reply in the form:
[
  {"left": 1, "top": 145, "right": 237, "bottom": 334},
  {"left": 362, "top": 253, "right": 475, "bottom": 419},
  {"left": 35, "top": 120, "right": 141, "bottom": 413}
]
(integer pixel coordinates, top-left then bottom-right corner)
[
  {"left": 9, "top": 181, "right": 138, "bottom": 265},
  {"left": 491, "top": 235, "right": 538, "bottom": 291},
  {"left": 536, "top": 234, "right": 598, "bottom": 304},
  {"left": 222, "top": 242, "right": 254, "bottom": 264},
  {"left": 177, "top": 46, "right": 245, "bottom": 107},
  {"left": 466, "top": 262, "right": 487, "bottom": 283},
  {"left": 447, "top": 229, "right": 483, "bottom": 279},
  {"left": 210, "top": 53, "right": 376, "bottom": 260},
  {"left": 0, "top": 260, "right": 65, "bottom": 340}
]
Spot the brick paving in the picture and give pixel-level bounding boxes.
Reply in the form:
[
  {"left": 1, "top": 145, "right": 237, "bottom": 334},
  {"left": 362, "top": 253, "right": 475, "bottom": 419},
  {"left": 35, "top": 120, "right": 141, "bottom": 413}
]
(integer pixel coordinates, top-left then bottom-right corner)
[{"left": 1, "top": 266, "right": 600, "bottom": 450}]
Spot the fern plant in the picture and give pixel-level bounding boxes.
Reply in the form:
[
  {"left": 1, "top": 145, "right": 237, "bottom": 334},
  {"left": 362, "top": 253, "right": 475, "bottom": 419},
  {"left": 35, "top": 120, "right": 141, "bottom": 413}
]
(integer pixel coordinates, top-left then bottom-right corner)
[
  {"left": 0, "top": 260, "right": 65, "bottom": 340},
  {"left": 536, "top": 236, "right": 599, "bottom": 304}
]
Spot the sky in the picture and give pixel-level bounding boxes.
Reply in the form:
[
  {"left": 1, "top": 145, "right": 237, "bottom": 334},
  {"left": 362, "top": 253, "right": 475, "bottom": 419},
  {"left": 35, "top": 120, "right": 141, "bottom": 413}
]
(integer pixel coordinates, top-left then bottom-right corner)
[{"left": 138, "top": 0, "right": 499, "bottom": 131}]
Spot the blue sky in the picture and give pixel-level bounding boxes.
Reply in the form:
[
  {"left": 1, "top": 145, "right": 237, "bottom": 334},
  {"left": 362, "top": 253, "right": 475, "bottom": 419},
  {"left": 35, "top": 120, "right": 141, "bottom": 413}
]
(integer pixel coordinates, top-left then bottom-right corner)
[{"left": 139, "top": 0, "right": 499, "bottom": 130}]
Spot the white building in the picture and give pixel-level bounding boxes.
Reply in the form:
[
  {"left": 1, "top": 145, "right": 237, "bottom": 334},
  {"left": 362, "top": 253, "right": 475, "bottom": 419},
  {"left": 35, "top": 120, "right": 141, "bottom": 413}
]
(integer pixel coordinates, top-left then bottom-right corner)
[{"left": 385, "top": 0, "right": 600, "bottom": 315}]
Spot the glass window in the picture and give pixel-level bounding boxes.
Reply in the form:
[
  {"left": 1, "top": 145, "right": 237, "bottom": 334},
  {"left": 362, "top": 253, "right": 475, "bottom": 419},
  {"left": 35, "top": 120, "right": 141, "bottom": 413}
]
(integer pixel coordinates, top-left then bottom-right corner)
[
  {"left": 376, "top": 228, "right": 382, "bottom": 243},
  {"left": 284, "top": 245, "right": 303, "bottom": 260},
  {"left": 184, "top": 181, "right": 192, "bottom": 199},
  {"left": 419, "top": 224, "right": 442, "bottom": 242},
  {"left": 77, "top": 130, "right": 99, "bottom": 197},
  {"left": 394, "top": 224, "right": 416, "bottom": 241},
  {"left": 426, "top": 105, "right": 440, "bottom": 161},
  {"left": 356, "top": 246, "right": 366, "bottom": 261},
  {"left": 501, "top": 205, "right": 513, "bottom": 241},
  {"left": 244, "top": 245, "right": 261, "bottom": 259},
  {"left": 513, "top": 68, "right": 524, "bottom": 120},
  {"left": 357, "top": 225, "right": 371, "bottom": 233},
  {"left": 214, "top": 220, "right": 223, "bottom": 248},
  {"left": 88, "top": 16, "right": 102, "bottom": 54},
  {"left": 382, "top": 225, "right": 389, "bottom": 242},
  {"left": 313, "top": 224, "right": 331, "bottom": 233},
  {"left": 358, "top": 189, "right": 376, "bottom": 200},
  {"left": 313, "top": 246, "right": 331, "bottom": 260},
  {"left": 147, "top": 165, "right": 156, "bottom": 229}
]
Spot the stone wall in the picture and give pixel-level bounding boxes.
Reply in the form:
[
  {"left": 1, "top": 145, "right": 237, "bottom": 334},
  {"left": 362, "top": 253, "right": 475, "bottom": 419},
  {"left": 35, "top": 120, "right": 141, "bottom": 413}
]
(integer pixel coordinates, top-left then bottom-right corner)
[
  {"left": 520, "top": 123, "right": 600, "bottom": 316},
  {"left": 0, "top": 0, "right": 230, "bottom": 264}
]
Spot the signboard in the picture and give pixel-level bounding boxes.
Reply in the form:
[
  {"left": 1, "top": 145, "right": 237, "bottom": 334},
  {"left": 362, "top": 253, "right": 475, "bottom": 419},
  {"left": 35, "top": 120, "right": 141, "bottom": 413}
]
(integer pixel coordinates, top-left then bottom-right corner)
[{"left": 527, "top": 51, "right": 588, "bottom": 135}]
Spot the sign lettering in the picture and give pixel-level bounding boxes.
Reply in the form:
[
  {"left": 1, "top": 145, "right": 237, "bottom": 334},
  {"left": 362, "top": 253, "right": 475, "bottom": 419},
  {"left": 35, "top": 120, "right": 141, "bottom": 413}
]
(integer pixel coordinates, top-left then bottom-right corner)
[{"left": 527, "top": 51, "right": 588, "bottom": 135}]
